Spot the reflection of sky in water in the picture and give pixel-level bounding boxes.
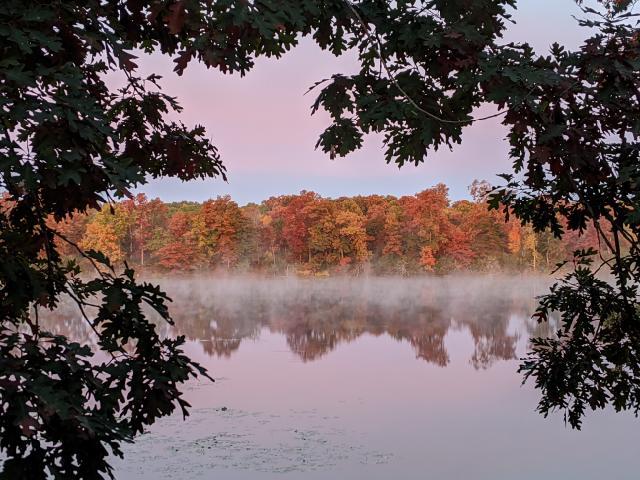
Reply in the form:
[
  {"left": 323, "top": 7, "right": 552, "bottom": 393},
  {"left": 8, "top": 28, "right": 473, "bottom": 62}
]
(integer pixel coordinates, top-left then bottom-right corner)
[{"left": 42, "top": 276, "right": 640, "bottom": 479}]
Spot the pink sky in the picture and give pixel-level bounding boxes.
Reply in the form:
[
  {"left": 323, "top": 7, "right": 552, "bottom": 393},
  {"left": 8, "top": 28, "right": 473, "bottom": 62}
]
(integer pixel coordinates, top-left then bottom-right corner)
[{"left": 134, "top": 0, "right": 589, "bottom": 205}]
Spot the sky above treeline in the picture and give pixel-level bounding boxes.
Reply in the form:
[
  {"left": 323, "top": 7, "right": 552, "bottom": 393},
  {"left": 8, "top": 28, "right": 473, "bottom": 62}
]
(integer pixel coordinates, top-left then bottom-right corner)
[{"left": 134, "top": 0, "right": 590, "bottom": 205}]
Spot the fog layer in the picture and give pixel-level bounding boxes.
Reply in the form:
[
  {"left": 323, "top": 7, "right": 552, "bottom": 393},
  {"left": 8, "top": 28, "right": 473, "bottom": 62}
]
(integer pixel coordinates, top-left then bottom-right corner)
[{"left": 43, "top": 274, "right": 556, "bottom": 368}]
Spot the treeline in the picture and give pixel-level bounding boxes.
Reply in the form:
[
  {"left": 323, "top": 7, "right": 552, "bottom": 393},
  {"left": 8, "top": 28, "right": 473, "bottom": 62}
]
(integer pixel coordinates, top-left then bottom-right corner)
[{"left": 50, "top": 182, "right": 600, "bottom": 275}]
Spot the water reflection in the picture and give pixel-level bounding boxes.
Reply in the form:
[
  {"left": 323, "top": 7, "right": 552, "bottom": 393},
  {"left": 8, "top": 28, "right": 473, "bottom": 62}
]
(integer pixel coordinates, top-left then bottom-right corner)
[{"left": 40, "top": 275, "right": 556, "bottom": 369}]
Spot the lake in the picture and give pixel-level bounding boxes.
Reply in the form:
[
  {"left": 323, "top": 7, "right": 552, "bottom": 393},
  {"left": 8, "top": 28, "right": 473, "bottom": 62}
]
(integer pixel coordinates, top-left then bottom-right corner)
[{"left": 45, "top": 275, "right": 640, "bottom": 479}]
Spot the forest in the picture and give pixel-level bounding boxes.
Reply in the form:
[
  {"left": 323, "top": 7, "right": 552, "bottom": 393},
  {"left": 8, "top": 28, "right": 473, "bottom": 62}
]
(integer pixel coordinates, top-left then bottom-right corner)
[{"left": 47, "top": 181, "right": 600, "bottom": 275}]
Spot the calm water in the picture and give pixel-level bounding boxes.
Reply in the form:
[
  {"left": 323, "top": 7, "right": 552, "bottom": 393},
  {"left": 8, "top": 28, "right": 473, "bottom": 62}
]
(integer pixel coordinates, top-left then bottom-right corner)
[{"left": 45, "top": 276, "right": 640, "bottom": 479}]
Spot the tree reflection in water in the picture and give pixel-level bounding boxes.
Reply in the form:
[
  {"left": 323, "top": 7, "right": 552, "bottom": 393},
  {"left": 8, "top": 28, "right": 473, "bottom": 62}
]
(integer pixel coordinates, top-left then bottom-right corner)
[{"left": 39, "top": 275, "right": 558, "bottom": 369}]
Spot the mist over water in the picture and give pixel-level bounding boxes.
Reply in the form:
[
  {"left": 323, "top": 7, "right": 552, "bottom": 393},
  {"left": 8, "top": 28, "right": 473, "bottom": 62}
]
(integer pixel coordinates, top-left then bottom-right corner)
[
  {"left": 42, "top": 275, "right": 640, "bottom": 479},
  {"left": 44, "top": 274, "right": 555, "bottom": 366},
  {"left": 156, "top": 274, "right": 554, "bottom": 364}
]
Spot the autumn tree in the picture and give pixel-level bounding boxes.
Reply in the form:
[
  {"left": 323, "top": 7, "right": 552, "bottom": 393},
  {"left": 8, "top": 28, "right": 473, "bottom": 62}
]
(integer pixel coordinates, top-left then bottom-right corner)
[
  {"left": 381, "top": 201, "right": 405, "bottom": 268},
  {"left": 237, "top": 203, "right": 264, "bottom": 270},
  {"left": 121, "top": 194, "right": 169, "bottom": 266},
  {"left": 356, "top": 195, "right": 387, "bottom": 256},
  {"left": 419, "top": 246, "right": 437, "bottom": 272},
  {"left": 335, "top": 206, "right": 370, "bottom": 268},
  {"left": 258, "top": 211, "right": 281, "bottom": 270},
  {"left": 448, "top": 196, "right": 507, "bottom": 269},
  {"left": 305, "top": 197, "right": 339, "bottom": 269},
  {"left": 62, "top": 187, "right": 601, "bottom": 274},
  {"left": 278, "top": 191, "right": 319, "bottom": 263},
  {"left": 401, "top": 184, "right": 451, "bottom": 272},
  {"left": 440, "top": 221, "right": 475, "bottom": 269},
  {"left": 506, "top": 220, "right": 523, "bottom": 262},
  {"left": 80, "top": 207, "right": 126, "bottom": 263},
  {"left": 50, "top": 212, "right": 90, "bottom": 259},
  {"left": 195, "top": 196, "right": 244, "bottom": 269},
  {"left": 156, "top": 210, "right": 200, "bottom": 271}
]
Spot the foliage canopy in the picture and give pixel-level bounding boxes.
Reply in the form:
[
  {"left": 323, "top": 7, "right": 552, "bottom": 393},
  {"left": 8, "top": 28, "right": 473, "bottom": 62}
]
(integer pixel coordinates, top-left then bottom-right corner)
[{"left": 49, "top": 187, "right": 593, "bottom": 274}]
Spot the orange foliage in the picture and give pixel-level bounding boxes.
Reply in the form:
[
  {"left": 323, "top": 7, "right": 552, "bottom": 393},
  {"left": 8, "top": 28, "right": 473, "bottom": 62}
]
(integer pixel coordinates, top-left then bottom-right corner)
[
  {"left": 67, "top": 184, "right": 597, "bottom": 274},
  {"left": 419, "top": 246, "right": 437, "bottom": 271}
]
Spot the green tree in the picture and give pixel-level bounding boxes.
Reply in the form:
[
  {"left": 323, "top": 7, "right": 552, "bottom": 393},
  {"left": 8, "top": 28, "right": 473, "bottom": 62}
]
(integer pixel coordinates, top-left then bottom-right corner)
[{"left": 0, "top": 1, "right": 227, "bottom": 477}]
